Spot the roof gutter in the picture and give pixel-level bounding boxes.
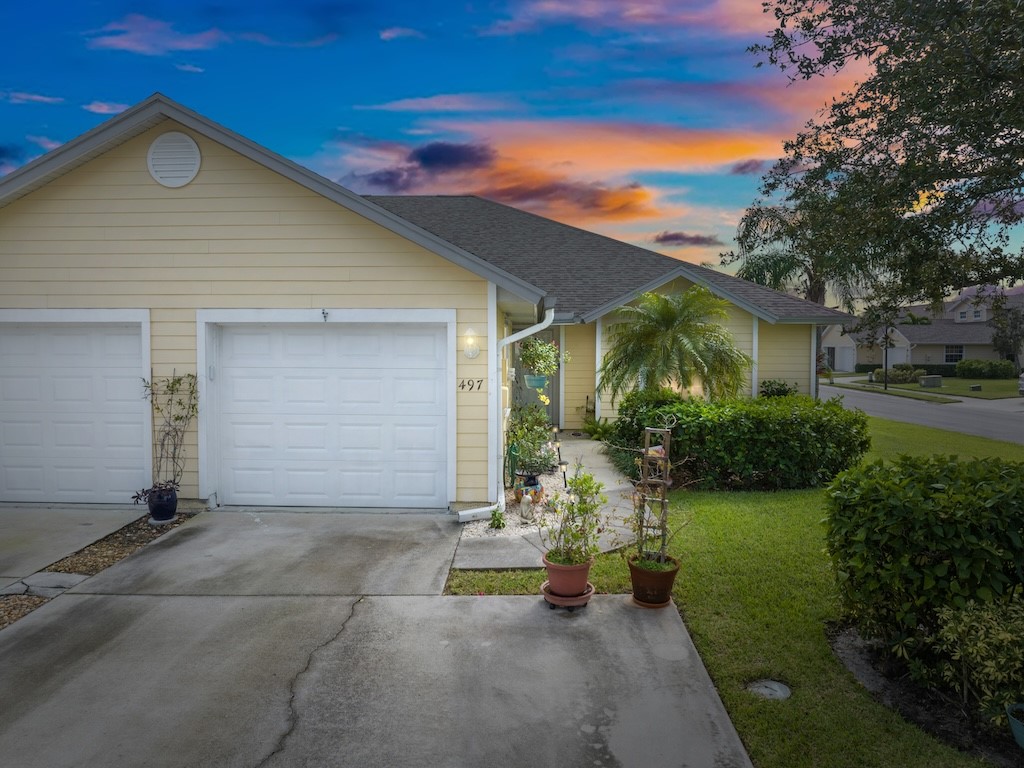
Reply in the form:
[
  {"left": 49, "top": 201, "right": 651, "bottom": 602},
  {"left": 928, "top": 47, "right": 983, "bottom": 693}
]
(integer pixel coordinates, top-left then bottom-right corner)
[{"left": 458, "top": 305, "right": 556, "bottom": 524}]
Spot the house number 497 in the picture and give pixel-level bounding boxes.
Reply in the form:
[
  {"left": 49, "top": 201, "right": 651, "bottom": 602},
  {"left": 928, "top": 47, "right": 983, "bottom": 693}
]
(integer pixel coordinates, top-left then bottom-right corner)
[{"left": 458, "top": 379, "right": 485, "bottom": 392}]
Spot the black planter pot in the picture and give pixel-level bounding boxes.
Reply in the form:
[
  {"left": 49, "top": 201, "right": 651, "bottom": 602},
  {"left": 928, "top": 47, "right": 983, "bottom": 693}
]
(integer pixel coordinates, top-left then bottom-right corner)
[{"left": 147, "top": 488, "right": 178, "bottom": 525}]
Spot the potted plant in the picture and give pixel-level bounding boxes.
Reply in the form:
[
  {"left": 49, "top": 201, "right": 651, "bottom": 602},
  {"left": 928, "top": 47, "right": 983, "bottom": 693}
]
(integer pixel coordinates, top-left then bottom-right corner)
[
  {"left": 627, "top": 428, "right": 684, "bottom": 608},
  {"left": 540, "top": 464, "right": 607, "bottom": 609},
  {"left": 514, "top": 441, "right": 557, "bottom": 500},
  {"left": 132, "top": 372, "right": 198, "bottom": 525},
  {"left": 519, "top": 337, "right": 568, "bottom": 389}
]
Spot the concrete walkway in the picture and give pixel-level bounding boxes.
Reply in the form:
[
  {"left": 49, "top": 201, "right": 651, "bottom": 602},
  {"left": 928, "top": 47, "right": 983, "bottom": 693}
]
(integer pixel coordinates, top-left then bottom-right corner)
[{"left": 454, "top": 436, "right": 636, "bottom": 570}]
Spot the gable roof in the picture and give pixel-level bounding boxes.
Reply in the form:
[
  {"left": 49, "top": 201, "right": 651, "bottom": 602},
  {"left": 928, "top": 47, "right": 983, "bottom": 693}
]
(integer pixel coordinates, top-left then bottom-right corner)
[
  {"left": 367, "top": 195, "right": 854, "bottom": 326},
  {"left": 895, "top": 319, "right": 995, "bottom": 345},
  {"left": 0, "top": 93, "right": 545, "bottom": 309},
  {"left": 0, "top": 93, "right": 853, "bottom": 328}
]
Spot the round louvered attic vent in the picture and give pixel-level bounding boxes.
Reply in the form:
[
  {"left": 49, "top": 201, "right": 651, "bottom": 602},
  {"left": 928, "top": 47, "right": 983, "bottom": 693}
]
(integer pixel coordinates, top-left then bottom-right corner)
[{"left": 147, "top": 131, "right": 201, "bottom": 188}]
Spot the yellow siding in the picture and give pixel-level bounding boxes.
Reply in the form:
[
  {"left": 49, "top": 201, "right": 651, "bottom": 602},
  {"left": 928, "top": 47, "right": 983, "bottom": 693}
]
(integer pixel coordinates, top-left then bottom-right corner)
[
  {"left": 0, "top": 122, "right": 491, "bottom": 503},
  {"left": 561, "top": 323, "right": 596, "bottom": 429},
  {"left": 757, "top": 323, "right": 812, "bottom": 394}
]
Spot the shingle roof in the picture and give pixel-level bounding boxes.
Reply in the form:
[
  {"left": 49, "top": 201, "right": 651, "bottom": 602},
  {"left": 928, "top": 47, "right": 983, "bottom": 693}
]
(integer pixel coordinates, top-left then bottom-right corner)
[
  {"left": 366, "top": 195, "right": 853, "bottom": 325},
  {"left": 895, "top": 319, "right": 994, "bottom": 345}
]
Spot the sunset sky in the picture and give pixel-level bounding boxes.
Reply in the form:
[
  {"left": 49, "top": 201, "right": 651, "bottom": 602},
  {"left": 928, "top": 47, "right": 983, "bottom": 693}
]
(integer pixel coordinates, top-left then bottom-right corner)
[{"left": 0, "top": 1, "right": 855, "bottom": 264}]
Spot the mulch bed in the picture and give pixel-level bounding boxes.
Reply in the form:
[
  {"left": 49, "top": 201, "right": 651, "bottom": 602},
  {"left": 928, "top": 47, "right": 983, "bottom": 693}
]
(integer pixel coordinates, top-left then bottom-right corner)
[
  {"left": 0, "top": 512, "right": 196, "bottom": 631},
  {"left": 829, "top": 624, "right": 1024, "bottom": 767}
]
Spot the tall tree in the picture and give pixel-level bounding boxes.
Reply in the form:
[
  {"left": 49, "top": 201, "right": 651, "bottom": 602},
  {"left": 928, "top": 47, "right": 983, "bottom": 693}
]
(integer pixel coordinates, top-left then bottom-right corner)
[
  {"left": 721, "top": 196, "right": 872, "bottom": 311},
  {"left": 752, "top": 0, "right": 1024, "bottom": 307},
  {"left": 597, "top": 288, "right": 752, "bottom": 402},
  {"left": 989, "top": 304, "right": 1024, "bottom": 370}
]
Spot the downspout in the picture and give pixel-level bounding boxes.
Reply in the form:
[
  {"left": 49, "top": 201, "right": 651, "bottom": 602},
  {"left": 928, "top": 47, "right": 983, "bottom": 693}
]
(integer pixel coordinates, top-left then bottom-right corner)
[{"left": 457, "top": 306, "right": 556, "bottom": 523}]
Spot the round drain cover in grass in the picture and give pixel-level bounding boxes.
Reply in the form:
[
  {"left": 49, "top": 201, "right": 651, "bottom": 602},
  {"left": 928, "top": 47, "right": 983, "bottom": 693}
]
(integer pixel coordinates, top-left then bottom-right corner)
[{"left": 747, "top": 679, "right": 791, "bottom": 700}]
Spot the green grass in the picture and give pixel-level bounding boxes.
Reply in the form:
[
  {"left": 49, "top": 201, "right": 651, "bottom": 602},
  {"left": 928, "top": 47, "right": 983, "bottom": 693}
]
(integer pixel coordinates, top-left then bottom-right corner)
[
  {"left": 865, "top": 416, "right": 1024, "bottom": 462},
  {"left": 828, "top": 381, "right": 959, "bottom": 403},
  {"left": 888, "top": 377, "right": 1021, "bottom": 399},
  {"left": 448, "top": 418, "right": 1024, "bottom": 768}
]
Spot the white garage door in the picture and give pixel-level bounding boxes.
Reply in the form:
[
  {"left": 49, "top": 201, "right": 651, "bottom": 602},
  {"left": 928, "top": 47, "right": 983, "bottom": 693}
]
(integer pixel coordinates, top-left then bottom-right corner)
[
  {"left": 217, "top": 324, "right": 448, "bottom": 508},
  {"left": 0, "top": 324, "right": 148, "bottom": 503}
]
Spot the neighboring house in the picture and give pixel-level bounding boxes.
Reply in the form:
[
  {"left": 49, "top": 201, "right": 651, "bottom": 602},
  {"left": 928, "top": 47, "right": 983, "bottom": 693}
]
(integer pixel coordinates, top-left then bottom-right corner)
[
  {"left": 823, "top": 287, "right": 1024, "bottom": 372},
  {"left": 0, "top": 94, "right": 852, "bottom": 512}
]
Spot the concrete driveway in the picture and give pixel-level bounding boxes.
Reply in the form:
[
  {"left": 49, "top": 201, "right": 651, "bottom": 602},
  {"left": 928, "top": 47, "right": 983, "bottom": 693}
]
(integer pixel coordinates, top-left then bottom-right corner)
[
  {"left": 0, "top": 510, "right": 752, "bottom": 768},
  {"left": 0, "top": 504, "right": 140, "bottom": 589}
]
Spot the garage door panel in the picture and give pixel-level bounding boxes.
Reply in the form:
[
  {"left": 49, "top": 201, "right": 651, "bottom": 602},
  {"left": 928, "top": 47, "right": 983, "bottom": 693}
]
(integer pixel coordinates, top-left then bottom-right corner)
[
  {"left": 393, "top": 469, "right": 442, "bottom": 500},
  {"left": 282, "top": 376, "right": 329, "bottom": 406},
  {"left": 0, "top": 324, "right": 147, "bottom": 503},
  {"left": 217, "top": 323, "right": 447, "bottom": 508}
]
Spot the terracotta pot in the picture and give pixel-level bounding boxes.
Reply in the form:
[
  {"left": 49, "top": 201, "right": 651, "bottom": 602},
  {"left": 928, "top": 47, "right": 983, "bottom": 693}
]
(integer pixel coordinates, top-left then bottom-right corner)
[
  {"left": 628, "top": 554, "right": 680, "bottom": 608},
  {"left": 543, "top": 554, "right": 593, "bottom": 598}
]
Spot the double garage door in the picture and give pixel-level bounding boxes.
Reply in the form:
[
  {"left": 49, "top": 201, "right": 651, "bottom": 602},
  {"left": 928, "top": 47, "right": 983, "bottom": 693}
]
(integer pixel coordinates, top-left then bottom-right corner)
[
  {"left": 0, "top": 322, "right": 449, "bottom": 509},
  {"left": 215, "top": 324, "right": 448, "bottom": 509},
  {"left": 0, "top": 324, "right": 149, "bottom": 503}
]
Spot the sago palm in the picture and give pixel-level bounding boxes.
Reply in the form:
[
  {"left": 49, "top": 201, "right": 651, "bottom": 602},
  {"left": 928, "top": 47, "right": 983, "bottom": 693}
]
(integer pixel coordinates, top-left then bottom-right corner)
[{"left": 597, "top": 288, "right": 752, "bottom": 402}]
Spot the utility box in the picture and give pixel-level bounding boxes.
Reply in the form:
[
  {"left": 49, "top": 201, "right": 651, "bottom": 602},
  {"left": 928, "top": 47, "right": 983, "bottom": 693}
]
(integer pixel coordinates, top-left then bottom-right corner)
[{"left": 919, "top": 375, "right": 942, "bottom": 388}]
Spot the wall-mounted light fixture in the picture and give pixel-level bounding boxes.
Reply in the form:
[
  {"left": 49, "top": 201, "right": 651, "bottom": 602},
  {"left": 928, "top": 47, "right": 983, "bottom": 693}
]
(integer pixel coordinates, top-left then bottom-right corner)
[{"left": 464, "top": 328, "right": 480, "bottom": 359}]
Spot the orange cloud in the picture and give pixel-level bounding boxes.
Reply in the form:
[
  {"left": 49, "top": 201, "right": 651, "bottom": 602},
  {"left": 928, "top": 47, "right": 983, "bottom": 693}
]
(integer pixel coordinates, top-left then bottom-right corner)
[{"left": 435, "top": 118, "right": 786, "bottom": 177}]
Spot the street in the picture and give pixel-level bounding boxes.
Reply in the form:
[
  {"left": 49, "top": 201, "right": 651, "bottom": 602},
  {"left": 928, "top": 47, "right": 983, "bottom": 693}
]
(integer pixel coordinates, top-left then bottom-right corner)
[{"left": 820, "top": 384, "right": 1024, "bottom": 445}]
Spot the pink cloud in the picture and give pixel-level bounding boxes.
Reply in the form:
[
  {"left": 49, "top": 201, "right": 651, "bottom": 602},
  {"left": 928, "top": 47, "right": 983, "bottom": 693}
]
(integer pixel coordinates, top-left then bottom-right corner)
[
  {"left": 27, "top": 135, "right": 62, "bottom": 151},
  {"left": 86, "top": 14, "right": 228, "bottom": 56},
  {"left": 379, "top": 27, "right": 425, "bottom": 41},
  {"left": 482, "top": 0, "right": 775, "bottom": 36},
  {"left": 5, "top": 91, "right": 63, "bottom": 105},
  {"left": 357, "top": 93, "right": 514, "bottom": 112},
  {"left": 82, "top": 101, "right": 129, "bottom": 115}
]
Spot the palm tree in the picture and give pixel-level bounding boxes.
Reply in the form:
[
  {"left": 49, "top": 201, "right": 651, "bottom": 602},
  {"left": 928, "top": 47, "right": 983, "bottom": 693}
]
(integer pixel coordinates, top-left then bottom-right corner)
[
  {"left": 597, "top": 288, "right": 752, "bottom": 402},
  {"left": 722, "top": 202, "right": 871, "bottom": 312}
]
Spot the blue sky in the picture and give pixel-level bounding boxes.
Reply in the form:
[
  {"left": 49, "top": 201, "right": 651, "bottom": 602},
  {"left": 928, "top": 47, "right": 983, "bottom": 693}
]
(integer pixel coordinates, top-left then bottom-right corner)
[{"left": 0, "top": 1, "right": 854, "bottom": 263}]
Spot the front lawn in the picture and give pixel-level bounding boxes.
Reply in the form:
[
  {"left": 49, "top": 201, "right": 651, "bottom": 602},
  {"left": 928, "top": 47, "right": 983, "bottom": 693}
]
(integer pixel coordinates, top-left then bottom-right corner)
[
  {"left": 888, "top": 376, "right": 1022, "bottom": 399},
  {"left": 448, "top": 418, "right": 1022, "bottom": 768}
]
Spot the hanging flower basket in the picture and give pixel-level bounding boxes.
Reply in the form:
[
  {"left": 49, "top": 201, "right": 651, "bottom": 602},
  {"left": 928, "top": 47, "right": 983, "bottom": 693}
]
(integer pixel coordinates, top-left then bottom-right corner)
[
  {"left": 524, "top": 374, "right": 548, "bottom": 388},
  {"left": 519, "top": 337, "right": 568, "bottom": 377}
]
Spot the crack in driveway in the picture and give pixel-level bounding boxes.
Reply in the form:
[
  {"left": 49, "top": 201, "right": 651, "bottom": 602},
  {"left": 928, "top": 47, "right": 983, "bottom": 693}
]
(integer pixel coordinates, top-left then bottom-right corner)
[{"left": 255, "top": 596, "right": 363, "bottom": 767}]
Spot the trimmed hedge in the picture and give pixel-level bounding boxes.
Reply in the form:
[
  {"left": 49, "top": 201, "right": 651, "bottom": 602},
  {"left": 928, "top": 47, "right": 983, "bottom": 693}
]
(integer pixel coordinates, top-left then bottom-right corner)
[
  {"left": 872, "top": 367, "right": 927, "bottom": 384},
  {"left": 955, "top": 358, "right": 1017, "bottom": 379},
  {"left": 825, "top": 456, "right": 1024, "bottom": 665},
  {"left": 857, "top": 363, "right": 960, "bottom": 376},
  {"left": 608, "top": 393, "right": 870, "bottom": 490}
]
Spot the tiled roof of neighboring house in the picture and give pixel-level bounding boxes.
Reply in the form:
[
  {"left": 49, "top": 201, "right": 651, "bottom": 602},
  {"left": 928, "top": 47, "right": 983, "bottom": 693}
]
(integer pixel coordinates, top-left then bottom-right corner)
[
  {"left": 367, "top": 195, "right": 853, "bottom": 325},
  {"left": 895, "top": 319, "right": 995, "bottom": 345}
]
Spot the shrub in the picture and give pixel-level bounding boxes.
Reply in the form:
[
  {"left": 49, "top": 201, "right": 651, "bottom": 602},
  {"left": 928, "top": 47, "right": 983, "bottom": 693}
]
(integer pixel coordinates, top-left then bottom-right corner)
[
  {"left": 581, "top": 415, "right": 614, "bottom": 441},
  {"left": 609, "top": 395, "right": 869, "bottom": 490},
  {"left": 955, "top": 358, "right": 1017, "bottom": 379},
  {"left": 916, "top": 364, "right": 959, "bottom": 376},
  {"left": 934, "top": 598, "right": 1024, "bottom": 727},
  {"left": 759, "top": 379, "right": 799, "bottom": 397},
  {"left": 507, "top": 404, "right": 554, "bottom": 479},
  {"left": 872, "top": 367, "right": 928, "bottom": 384},
  {"left": 825, "top": 456, "right": 1024, "bottom": 665}
]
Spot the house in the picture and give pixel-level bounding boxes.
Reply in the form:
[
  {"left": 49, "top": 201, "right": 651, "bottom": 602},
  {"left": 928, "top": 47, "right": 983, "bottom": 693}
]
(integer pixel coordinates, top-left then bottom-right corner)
[
  {"left": 0, "top": 94, "right": 851, "bottom": 513},
  {"left": 822, "top": 287, "right": 1024, "bottom": 372}
]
